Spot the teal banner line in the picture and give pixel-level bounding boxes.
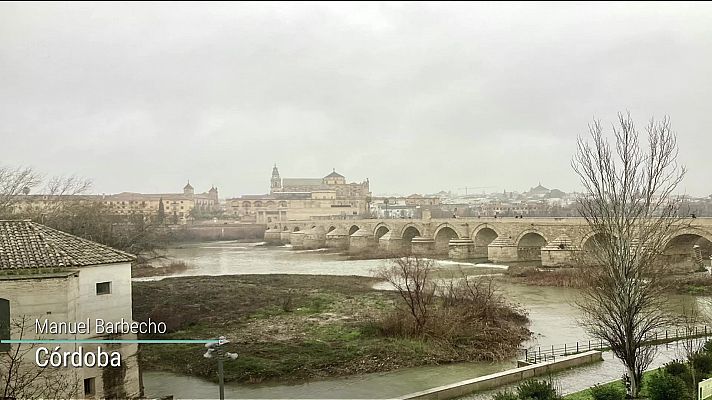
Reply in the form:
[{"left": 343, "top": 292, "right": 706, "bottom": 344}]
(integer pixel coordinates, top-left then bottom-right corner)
[{"left": 0, "top": 339, "right": 219, "bottom": 344}]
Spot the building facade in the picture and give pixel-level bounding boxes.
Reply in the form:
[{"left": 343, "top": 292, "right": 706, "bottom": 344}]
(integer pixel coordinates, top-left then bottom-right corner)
[
  {"left": 0, "top": 220, "right": 141, "bottom": 399},
  {"left": 230, "top": 166, "right": 371, "bottom": 223},
  {"left": 11, "top": 182, "right": 219, "bottom": 224}
]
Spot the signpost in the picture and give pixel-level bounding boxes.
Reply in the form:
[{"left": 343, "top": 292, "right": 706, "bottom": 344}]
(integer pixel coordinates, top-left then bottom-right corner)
[
  {"left": 699, "top": 377, "right": 712, "bottom": 400},
  {"left": 204, "top": 336, "right": 238, "bottom": 400}
]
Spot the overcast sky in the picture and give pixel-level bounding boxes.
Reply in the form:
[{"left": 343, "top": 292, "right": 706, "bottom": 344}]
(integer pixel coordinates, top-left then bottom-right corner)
[{"left": 1, "top": 2, "right": 711, "bottom": 197}]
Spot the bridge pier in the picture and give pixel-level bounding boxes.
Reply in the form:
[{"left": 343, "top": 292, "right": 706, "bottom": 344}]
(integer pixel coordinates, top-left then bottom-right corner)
[
  {"left": 303, "top": 226, "right": 326, "bottom": 249},
  {"left": 472, "top": 245, "right": 489, "bottom": 258},
  {"left": 658, "top": 253, "right": 704, "bottom": 273},
  {"left": 349, "top": 228, "right": 375, "bottom": 254},
  {"left": 379, "top": 232, "right": 404, "bottom": 255},
  {"left": 411, "top": 236, "right": 435, "bottom": 256},
  {"left": 488, "top": 236, "right": 518, "bottom": 263},
  {"left": 290, "top": 231, "right": 305, "bottom": 249},
  {"left": 264, "top": 228, "right": 282, "bottom": 244},
  {"left": 448, "top": 239, "right": 475, "bottom": 260},
  {"left": 280, "top": 230, "right": 291, "bottom": 243},
  {"left": 541, "top": 235, "right": 578, "bottom": 267},
  {"left": 325, "top": 227, "right": 349, "bottom": 250}
]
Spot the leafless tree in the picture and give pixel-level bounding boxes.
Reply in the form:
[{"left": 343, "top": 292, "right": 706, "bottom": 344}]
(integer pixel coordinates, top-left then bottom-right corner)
[
  {"left": 572, "top": 112, "right": 690, "bottom": 397},
  {"left": 1, "top": 316, "right": 80, "bottom": 399},
  {"left": 375, "top": 256, "right": 435, "bottom": 335},
  {"left": 677, "top": 306, "right": 707, "bottom": 399},
  {"left": 0, "top": 166, "right": 42, "bottom": 215},
  {"left": 0, "top": 164, "right": 91, "bottom": 219}
]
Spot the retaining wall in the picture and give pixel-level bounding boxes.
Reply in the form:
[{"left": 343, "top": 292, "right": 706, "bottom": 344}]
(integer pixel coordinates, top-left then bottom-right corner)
[{"left": 399, "top": 350, "right": 603, "bottom": 400}]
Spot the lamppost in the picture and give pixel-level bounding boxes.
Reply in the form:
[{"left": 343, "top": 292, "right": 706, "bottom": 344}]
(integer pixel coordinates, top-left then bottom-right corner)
[{"left": 204, "top": 336, "right": 238, "bottom": 400}]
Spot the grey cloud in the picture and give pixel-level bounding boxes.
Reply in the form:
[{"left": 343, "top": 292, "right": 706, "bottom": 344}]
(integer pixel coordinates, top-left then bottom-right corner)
[{"left": 1, "top": 2, "right": 711, "bottom": 197}]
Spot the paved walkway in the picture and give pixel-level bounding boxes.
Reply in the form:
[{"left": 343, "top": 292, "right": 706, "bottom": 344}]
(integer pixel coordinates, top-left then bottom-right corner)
[{"left": 463, "top": 340, "right": 691, "bottom": 399}]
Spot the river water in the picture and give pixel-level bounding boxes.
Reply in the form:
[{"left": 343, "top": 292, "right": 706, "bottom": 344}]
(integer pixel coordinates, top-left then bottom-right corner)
[{"left": 138, "top": 241, "right": 708, "bottom": 399}]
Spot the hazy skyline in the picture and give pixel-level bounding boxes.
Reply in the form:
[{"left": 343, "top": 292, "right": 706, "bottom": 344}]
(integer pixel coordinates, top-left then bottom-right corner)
[{"left": 2, "top": 2, "right": 711, "bottom": 197}]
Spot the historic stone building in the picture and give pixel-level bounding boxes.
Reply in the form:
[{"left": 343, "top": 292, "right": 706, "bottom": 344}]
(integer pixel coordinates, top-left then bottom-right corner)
[
  {"left": 12, "top": 182, "right": 219, "bottom": 224},
  {"left": 98, "top": 182, "right": 219, "bottom": 223},
  {"left": 0, "top": 220, "right": 141, "bottom": 399},
  {"left": 230, "top": 166, "right": 371, "bottom": 223}
]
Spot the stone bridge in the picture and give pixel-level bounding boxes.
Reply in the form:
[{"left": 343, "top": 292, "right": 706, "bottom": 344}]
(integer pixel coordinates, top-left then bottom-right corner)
[{"left": 264, "top": 217, "right": 712, "bottom": 269}]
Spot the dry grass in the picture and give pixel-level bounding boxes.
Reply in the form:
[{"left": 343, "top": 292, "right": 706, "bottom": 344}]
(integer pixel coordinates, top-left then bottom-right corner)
[
  {"left": 133, "top": 273, "right": 530, "bottom": 383},
  {"left": 506, "top": 266, "right": 712, "bottom": 295},
  {"left": 375, "top": 257, "right": 531, "bottom": 362},
  {"left": 506, "top": 266, "right": 587, "bottom": 288}
]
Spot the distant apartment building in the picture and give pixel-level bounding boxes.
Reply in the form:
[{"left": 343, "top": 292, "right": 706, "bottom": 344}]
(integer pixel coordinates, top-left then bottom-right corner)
[{"left": 229, "top": 165, "right": 371, "bottom": 223}]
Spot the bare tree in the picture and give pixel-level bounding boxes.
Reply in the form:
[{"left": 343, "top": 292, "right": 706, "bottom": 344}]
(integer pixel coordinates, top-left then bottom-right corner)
[
  {"left": 677, "top": 307, "right": 707, "bottom": 399},
  {"left": 0, "top": 166, "right": 42, "bottom": 215},
  {"left": 375, "top": 256, "right": 435, "bottom": 335},
  {"left": 1, "top": 316, "right": 80, "bottom": 399},
  {"left": 0, "top": 164, "right": 91, "bottom": 219},
  {"left": 572, "top": 112, "right": 689, "bottom": 397}
]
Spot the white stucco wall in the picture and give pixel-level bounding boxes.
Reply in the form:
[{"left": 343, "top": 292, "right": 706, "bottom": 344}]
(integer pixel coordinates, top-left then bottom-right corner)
[
  {"left": 0, "top": 262, "right": 139, "bottom": 399},
  {"left": 75, "top": 262, "right": 133, "bottom": 330},
  {"left": 0, "top": 273, "right": 79, "bottom": 339}
]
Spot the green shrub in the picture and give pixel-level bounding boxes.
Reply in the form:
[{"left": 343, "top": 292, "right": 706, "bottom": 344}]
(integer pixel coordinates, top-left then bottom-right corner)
[
  {"left": 693, "top": 352, "right": 712, "bottom": 375},
  {"left": 647, "top": 371, "right": 692, "bottom": 400},
  {"left": 493, "top": 390, "right": 519, "bottom": 400},
  {"left": 589, "top": 384, "right": 625, "bottom": 400},
  {"left": 516, "top": 379, "right": 561, "bottom": 400},
  {"left": 663, "top": 359, "right": 688, "bottom": 377}
]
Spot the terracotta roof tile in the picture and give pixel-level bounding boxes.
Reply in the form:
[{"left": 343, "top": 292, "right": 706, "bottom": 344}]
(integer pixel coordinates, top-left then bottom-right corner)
[{"left": 0, "top": 220, "right": 135, "bottom": 270}]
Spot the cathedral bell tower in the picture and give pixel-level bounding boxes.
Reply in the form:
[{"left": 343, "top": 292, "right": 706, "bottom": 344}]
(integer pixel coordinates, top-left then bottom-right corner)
[{"left": 270, "top": 164, "right": 281, "bottom": 194}]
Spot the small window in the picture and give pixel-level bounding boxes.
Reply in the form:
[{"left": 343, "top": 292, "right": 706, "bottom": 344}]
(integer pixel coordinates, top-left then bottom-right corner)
[
  {"left": 84, "top": 377, "right": 96, "bottom": 396},
  {"left": 96, "top": 282, "right": 112, "bottom": 295}
]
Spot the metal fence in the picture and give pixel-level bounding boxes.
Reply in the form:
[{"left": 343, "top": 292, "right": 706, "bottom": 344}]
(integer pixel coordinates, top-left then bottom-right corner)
[{"left": 520, "top": 325, "right": 712, "bottom": 364}]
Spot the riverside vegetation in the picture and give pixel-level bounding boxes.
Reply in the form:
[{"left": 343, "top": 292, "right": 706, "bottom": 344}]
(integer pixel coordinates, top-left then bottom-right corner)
[
  {"left": 132, "top": 257, "right": 530, "bottom": 383},
  {"left": 505, "top": 266, "right": 712, "bottom": 296}
]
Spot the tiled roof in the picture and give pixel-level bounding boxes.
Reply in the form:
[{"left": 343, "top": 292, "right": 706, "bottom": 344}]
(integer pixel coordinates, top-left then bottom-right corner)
[
  {"left": 324, "top": 170, "right": 344, "bottom": 178},
  {"left": 0, "top": 220, "right": 135, "bottom": 270}
]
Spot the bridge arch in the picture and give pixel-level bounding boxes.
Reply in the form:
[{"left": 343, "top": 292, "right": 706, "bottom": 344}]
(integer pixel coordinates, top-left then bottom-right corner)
[
  {"left": 433, "top": 224, "right": 460, "bottom": 255},
  {"left": 327, "top": 226, "right": 336, "bottom": 233},
  {"left": 374, "top": 223, "right": 391, "bottom": 240},
  {"left": 471, "top": 224, "right": 500, "bottom": 258},
  {"left": 433, "top": 223, "right": 465, "bottom": 239},
  {"left": 293, "top": 226, "right": 301, "bottom": 232},
  {"left": 662, "top": 229, "right": 712, "bottom": 271},
  {"left": 400, "top": 224, "right": 422, "bottom": 253},
  {"left": 348, "top": 225, "right": 360, "bottom": 235},
  {"left": 516, "top": 230, "right": 548, "bottom": 261},
  {"left": 580, "top": 232, "right": 614, "bottom": 262}
]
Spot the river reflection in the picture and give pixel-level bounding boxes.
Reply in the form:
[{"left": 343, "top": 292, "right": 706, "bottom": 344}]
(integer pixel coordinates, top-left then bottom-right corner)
[{"left": 138, "top": 241, "right": 712, "bottom": 399}]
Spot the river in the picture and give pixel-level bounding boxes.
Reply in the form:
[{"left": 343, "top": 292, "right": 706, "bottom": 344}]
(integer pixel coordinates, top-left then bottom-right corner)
[{"left": 138, "top": 241, "right": 708, "bottom": 399}]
